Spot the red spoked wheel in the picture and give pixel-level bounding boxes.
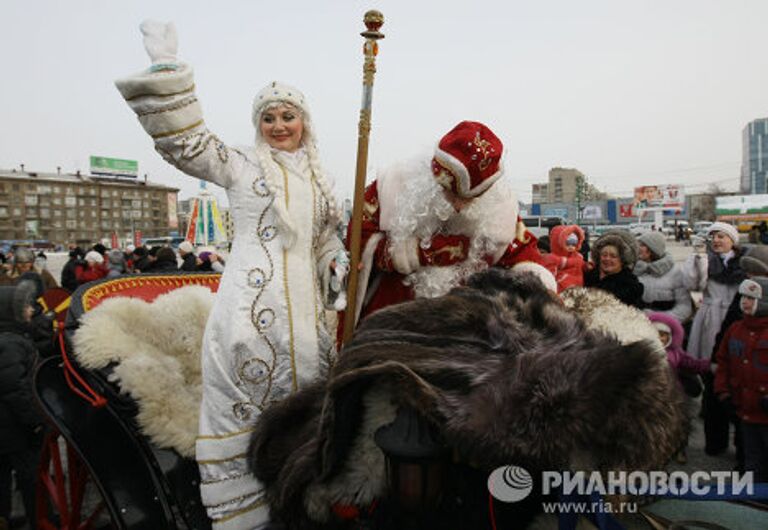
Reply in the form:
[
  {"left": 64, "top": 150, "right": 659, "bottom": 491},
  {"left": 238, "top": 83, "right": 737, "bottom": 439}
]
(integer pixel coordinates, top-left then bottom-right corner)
[{"left": 36, "top": 431, "right": 111, "bottom": 530}]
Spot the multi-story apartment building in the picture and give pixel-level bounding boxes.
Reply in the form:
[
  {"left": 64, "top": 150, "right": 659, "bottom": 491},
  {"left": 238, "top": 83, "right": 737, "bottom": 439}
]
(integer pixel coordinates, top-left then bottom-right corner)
[
  {"left": 0, "top": 167, "right": 179, "bottom": 246},
  {"left": 531, "top": 167, "right": 608, "bottom": 205}
]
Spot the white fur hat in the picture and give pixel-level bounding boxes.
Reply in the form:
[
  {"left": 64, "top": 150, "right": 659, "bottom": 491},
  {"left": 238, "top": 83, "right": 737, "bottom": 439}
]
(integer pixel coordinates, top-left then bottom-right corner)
[
  {"left": 85, "top": 250, "right": 104, "bottom": 264},
  {"left": 707, "top": 222, "right": 739, "bottom": 246},
  {"left": 251, "top": 81, "right": 310, "bottom": 132},
  {"left": 511, "top": 261, "right": 558, "bottom": 293},
  {"left": 178, "top": 241, "right": 194, "bottom": 254}
]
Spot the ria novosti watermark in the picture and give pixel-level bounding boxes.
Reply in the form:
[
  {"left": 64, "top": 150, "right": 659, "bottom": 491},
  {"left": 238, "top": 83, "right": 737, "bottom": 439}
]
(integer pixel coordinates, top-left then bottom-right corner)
[{"left": 488, "top": 465, "right": 760, "bottom": 514}]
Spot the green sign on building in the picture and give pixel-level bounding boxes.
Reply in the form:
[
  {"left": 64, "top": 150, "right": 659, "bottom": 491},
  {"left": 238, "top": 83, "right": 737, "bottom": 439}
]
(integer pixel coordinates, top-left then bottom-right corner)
[{"left": 90, "top": 156, "right": 138, "bottom": 178}]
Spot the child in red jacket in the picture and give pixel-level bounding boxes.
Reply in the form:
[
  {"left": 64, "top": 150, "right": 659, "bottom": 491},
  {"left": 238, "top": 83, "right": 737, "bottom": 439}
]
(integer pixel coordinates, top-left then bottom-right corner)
[
  {"left": 714, "top": 277, "right": 768, "bottom": 482},
  {"left": 542, "top": 225, "right": 585, "bottom": 292}
]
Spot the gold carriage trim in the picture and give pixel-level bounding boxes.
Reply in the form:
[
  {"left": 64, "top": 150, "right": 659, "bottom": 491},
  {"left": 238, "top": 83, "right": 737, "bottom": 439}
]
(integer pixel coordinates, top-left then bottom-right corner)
[{"left": 81, "top": 274, "right": 220, "bottom": 312}]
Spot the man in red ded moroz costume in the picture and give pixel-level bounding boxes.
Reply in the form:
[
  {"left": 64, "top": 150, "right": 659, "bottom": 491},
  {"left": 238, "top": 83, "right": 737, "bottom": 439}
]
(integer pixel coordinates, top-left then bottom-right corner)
[{"left": 343, "top": 121, "right": 546, "bottom": 331}]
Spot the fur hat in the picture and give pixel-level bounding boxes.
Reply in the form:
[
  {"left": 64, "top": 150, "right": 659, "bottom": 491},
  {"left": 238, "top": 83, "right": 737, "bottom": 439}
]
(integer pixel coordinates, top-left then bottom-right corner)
[
  {"left": 707, "top": 222, "right": 739, "bottom": 246},
  {"left": 178, "top": 241, "right": 194, "bottom": 254},
  {"left": 637, "top": 231, "right": 666, "bottom": 259},
  {"left": 92, "top": 243, "right": 107, "bottom": 255},
  {"left": 511, "top": 261, "right": 558, "bottom": 293},
  {"left": 591, "top": 230, "right": 639, "bottom": 270},
  {"left": 740, "top": 245, "right": 768, "bottom": 276},
  {"left": 252, "top": 81, "right": 309, "bottom": 130},
  {"left": 85, "top": 250, "right": 104, "bottom": 264},
  {"left": 739, "top": 277, "right": 768, "bottom": 317},
  {"left": 108, "top": 249, "right": 125, "bottom": 266},
  {"left": 13, "top": 247, "right": 34, "bottom": 264},
  {"left": 431, "top": 121, "right": 503, "bottom": 198},
  {"left": 0, "top": 280, "right": 36, "bottom": 324}
]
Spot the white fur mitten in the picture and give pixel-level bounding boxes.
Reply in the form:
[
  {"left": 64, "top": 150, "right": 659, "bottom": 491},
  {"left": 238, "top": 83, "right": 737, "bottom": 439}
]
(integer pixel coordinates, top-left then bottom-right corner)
[
  {"left": 140, "top": 20, "right": 178, "bottom": 65},
  {"left": 331, "top": 250, "right": 350, "bottom": 311}
]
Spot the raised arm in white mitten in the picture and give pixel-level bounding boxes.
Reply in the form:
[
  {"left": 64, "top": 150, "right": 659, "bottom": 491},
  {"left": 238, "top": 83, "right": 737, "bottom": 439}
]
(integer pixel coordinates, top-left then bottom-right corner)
[{"left": 139, "top": 20, "right": 178, "bottom": 70}]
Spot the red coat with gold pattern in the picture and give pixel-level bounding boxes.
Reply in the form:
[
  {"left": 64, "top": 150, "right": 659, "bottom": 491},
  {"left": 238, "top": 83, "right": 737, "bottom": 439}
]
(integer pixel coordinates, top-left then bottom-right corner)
[{"left": 340, "top": 180, "right": 543, "bottom": 338}]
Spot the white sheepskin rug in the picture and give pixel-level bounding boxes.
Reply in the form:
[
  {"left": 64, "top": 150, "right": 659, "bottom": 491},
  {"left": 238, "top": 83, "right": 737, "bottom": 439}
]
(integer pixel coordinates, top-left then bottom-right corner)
[
  {"left": 72, "top": 285, "right": 215, "bottom": 457},
  {"left": 561, "top": 286, "right": 664, "bottom": 354}
]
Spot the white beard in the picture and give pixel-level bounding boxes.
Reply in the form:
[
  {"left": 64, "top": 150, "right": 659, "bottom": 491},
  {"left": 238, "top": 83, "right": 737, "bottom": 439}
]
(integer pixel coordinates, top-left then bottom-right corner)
[{"left": 377, "top": 157, "right": 519, "bottom": 299}]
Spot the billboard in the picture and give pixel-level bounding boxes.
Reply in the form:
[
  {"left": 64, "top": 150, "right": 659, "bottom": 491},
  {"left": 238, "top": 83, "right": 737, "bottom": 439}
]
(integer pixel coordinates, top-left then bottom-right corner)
[
  {"left": 715, "top": 194, "right": 768, "bottom": 221},
  {"left": 633, "top": 185, "right": 685, "bottom": 210},
  {"left": 581, "top": 205, "right": 603, "bottom": 220},
  {"left": 90, "top": 156, "right": 138, "bottom": 178}
]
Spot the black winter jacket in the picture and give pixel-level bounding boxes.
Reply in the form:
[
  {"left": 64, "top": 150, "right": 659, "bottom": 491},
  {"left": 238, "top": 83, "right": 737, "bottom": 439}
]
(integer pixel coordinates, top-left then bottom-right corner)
[
  {"left": 584, "top": 267, "right": 645, "bottom": 308},
  {"left": 0, "top": 328, "right": 44, "bottom": 454}
]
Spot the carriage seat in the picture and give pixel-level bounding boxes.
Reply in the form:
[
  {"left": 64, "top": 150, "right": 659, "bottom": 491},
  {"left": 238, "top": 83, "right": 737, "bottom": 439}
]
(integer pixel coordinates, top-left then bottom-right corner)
[{"left": 68, "top": 273, "right": 219, "bottom": 458}]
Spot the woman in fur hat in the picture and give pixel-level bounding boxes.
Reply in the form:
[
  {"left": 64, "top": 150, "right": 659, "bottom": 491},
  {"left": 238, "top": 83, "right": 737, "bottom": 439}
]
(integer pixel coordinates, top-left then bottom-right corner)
[
  {"left": 635, "top": 231, "right": 692, "bottom": 322},
  {"left": 584, "top": 230, "right": 644, "bottom": 307},
  {"left": 116, "top": 21, "right": 345, "bottom": 528},
  {"left": 0, "top": 247, "right": 58, "bottom": 291}
]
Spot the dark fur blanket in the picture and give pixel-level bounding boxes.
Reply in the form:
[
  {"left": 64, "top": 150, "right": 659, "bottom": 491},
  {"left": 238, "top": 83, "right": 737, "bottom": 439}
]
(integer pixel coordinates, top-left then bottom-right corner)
[{"left": 248, "top": 269, "right": 687, "bottom": 527}]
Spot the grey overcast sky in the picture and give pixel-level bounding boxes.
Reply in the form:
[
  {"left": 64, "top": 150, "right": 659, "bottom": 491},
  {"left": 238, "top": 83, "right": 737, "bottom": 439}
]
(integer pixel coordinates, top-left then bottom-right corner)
[{"left": 1, "top": 0, "right": 766, "bottom": 206}]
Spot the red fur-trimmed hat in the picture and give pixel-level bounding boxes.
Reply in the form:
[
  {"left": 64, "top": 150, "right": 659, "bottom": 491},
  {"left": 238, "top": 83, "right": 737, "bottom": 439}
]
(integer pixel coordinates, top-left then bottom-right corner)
[{"left": 431, "top": 121, "right": 503, "bottom": 198}]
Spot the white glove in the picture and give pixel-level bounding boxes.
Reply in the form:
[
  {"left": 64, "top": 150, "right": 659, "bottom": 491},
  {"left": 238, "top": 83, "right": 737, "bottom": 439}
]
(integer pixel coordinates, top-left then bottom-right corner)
[
  {"left": 140, "top": 20, "right": 178, "bottom": 65},
  {"left": 331, "top": 250, "right": 349, "bottom": 311}
]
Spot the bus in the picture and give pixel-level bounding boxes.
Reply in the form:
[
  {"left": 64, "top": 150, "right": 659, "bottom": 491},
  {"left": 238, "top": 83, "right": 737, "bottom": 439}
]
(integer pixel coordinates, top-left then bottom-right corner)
[
  {"left": 521, "top": 216, "right": 565, "bottom": 238},
  {"left": 142, "top": 236, "right": 186, "bottom": 249}
]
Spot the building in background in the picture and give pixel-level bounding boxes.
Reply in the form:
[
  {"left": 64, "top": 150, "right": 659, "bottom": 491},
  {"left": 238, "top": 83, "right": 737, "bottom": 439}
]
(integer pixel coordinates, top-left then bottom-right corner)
[
  {"left": 0, "top": 167, "right": 179, "bottom": 246},
  {"left": 531, "top": 183, "right": 548, "bottom": 204},
  {"left": 531, "top": 167, "right": 608, "bottom": 205},
  {"left": 741, "top": 118, "right": 768, "bottom": 194}
]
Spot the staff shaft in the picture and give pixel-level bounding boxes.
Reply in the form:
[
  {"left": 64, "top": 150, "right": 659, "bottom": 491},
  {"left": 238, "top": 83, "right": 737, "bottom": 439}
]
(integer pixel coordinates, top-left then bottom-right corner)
[{"left": 341, "top": 11, "right": 384, "bottom": 345}]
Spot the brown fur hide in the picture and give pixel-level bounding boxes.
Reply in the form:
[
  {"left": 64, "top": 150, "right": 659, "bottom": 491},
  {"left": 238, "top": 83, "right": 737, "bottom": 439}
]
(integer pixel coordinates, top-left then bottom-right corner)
[{"left": 248, "top": 268, "right": 687, "bottom": 527}]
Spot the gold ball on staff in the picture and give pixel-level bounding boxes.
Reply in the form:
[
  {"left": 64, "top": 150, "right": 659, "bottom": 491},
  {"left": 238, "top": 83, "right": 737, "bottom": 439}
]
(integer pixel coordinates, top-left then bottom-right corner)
[{"left": 362, "top": 10, "right": 385, "bottom": 39}]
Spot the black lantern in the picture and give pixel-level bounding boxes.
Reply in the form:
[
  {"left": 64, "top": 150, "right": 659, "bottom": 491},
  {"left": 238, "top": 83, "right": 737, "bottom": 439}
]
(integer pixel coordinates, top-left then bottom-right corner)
[{"left": 374, "top": 406, "right": 447, "bottom": 514}]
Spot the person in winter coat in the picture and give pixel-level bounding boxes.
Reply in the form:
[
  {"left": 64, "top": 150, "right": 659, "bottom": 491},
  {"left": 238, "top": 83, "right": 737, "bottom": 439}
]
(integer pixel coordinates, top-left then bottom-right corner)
[
  {"left": 0, "top": 280, "right": 46, "bottom": 527},
  {"left": 177, "top": 241, "right": 198, "bottom": 272},
  {"left": 648, "top": 311, "right": 710, "bottom": 462},
  {"left": 705, "top": 245, "right": 768, "bottom": 464},
  {"left": 76, "top": 250, "right": 108, "bottom": 285},
  {"left": 116, "top": 20, "right": 347, "bottom": 527},
  {"left": 60, "top": 247, "right": 85, "bottom": 292},
  {"left": 131, "top": 246, "right": 151, "bottom": 273},
  {"left": 197, "top": 251, "right": 225, "bottom": 273},
  {"left": 683, "top": 222, "right": 745, "bottom": 360},
  {"left": 147, "top": 247, "right": 179, "bottom": 273},
  {"left": 584, "top": 230, "right": 644, "bottom": 307},
  {"left": 714, "top": 277, "right": 768, "bottom": 482},
  {"left": 0, "top": 248, "right": 58, "bottom": 291},
  {"left": 635, "top": 231, "right": 692, "bottom": 322},
  {"left": 542, "top": 224, "right": 585, "bottom": 292},
  {"left": 106, "top": 249, "right": 128, "bottom": 279}
]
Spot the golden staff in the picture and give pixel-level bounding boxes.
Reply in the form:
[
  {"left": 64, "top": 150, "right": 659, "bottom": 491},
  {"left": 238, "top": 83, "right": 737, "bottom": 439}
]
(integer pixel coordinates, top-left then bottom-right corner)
[{"left": 342, "top": 10, "right": 385, "bottom": 345}]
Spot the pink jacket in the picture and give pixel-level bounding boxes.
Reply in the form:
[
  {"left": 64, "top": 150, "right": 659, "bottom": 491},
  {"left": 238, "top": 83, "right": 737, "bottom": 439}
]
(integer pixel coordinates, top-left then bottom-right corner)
[
  {"left": 542, "top": 225, "right": 585, "bottom": 292},
  {"left": 647, "top": 312, "right": 709, "bottom": 374}
]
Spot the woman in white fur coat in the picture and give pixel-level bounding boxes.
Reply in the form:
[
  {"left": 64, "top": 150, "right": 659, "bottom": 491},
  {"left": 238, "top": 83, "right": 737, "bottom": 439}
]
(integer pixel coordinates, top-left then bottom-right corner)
[
  {"left": 682, "top": 222, "right": 745, "bottom": 360},
  {"left": 115, "top": 21, "right": 345, "bottom": 530}
]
